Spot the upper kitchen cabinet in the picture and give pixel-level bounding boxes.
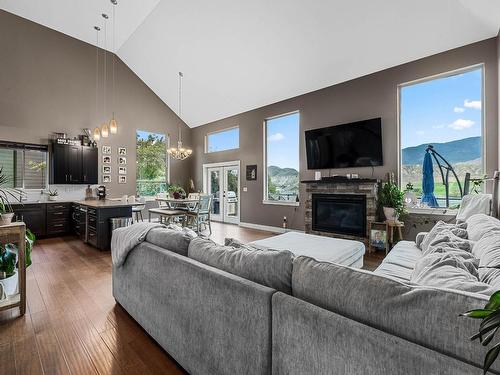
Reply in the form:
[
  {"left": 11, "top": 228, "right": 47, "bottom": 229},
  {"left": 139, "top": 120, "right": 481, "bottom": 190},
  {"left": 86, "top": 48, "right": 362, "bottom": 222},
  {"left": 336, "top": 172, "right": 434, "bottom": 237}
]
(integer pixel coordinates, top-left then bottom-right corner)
[{"left": 50, "top": 142, "right": 98, "bottom": 184}]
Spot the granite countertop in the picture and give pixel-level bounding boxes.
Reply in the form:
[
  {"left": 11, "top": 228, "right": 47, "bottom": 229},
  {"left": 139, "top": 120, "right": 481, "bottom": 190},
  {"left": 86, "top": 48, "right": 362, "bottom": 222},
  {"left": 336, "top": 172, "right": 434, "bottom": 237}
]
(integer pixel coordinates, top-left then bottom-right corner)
[{"left": 74, "top": 199, "right": 142, "bottom": 208}]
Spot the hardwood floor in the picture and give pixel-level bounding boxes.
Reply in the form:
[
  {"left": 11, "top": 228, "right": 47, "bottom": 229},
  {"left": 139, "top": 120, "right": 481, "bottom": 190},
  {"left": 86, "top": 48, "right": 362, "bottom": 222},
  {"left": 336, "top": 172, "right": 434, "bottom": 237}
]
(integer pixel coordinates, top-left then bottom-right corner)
[{"left": 0, "top": 223, "right": 384, "bottom": 375}]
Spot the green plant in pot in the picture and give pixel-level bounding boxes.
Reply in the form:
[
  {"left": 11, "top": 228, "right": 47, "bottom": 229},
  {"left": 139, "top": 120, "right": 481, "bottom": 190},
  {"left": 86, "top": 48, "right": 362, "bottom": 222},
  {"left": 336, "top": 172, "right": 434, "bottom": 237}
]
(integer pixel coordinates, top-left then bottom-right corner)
[
  {"left": 0, "top": 229, "right": 35, "bottom": 298},
  {"left": 0, "top": 166, "right": 24, "bottom": 225},
  {"left": 378, "top": 180, "right": 406, "bottom": 222},
  {"left": 462, "top": 291, "right": 500, "bottom": 374},
  {"left": 167, "top": 184, "right": 186, "bottom": 199}
]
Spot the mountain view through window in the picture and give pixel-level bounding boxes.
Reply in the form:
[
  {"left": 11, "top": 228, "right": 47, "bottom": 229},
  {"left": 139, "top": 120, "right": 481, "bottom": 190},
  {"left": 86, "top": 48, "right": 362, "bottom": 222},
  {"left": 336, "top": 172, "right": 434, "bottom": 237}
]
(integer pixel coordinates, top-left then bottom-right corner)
[{"left": 400, "top": 67, "right": 483, "bottom": 207}]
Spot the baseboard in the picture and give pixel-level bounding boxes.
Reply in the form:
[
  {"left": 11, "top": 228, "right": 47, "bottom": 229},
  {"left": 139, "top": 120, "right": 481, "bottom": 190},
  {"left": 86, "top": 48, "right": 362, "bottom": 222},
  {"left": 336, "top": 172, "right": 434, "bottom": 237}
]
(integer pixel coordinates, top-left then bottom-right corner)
[{"left": 238, "top": 221, "right": 304, "bottom": 234}]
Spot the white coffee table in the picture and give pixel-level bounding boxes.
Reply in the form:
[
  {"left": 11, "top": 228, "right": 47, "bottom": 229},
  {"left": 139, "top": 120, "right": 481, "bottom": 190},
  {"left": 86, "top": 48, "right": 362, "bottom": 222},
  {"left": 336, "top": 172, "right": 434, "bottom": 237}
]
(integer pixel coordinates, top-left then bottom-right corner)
[{"left": 250, "top": 231, "right": 365, "bottom": 268}]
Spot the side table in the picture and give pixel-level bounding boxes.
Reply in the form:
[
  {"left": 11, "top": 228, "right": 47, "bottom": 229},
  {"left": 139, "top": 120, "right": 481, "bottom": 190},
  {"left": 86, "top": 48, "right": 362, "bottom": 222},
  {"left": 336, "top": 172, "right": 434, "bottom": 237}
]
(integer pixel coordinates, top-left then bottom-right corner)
[
  {"left": 0, "top": 222, "right": 26, "bottom": 316},
  {"left": 385, "top": 220, "right": 404, "bottom": 254}
]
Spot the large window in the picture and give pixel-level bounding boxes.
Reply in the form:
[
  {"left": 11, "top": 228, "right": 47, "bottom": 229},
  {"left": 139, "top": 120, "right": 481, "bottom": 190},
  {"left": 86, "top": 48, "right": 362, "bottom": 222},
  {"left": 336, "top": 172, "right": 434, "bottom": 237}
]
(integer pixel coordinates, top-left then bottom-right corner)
[
  {"left": 0, "top": 142, "right": 48, "bottom": 190},
  {"left": 136, "top": 130, "right": 168, "bottom": 196},
  {"left": 264, "top": 112, "right": 300, "bottom": 204},
  {"left": 400, "top": 66, "right": 483, "bottom": 207},
  {"left": 206, "top": 127, "right": 239, "bottom": 153}
]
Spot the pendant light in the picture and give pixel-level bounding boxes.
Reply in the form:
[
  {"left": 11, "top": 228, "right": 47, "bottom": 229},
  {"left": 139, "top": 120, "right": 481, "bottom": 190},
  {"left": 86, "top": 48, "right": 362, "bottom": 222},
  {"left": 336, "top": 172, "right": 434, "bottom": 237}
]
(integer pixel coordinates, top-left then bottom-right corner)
[
  {"left": 93, "top": 26, "right": 101, "bottom": 141},
  {"left": 167, "top": 72, "right": 193, "bottom": 160},
  {"left": 100, "top": 13, "right": 110, "bottom": 138},
  {"left": 109, "top": 0, "right": 118, "bottom": 134}
]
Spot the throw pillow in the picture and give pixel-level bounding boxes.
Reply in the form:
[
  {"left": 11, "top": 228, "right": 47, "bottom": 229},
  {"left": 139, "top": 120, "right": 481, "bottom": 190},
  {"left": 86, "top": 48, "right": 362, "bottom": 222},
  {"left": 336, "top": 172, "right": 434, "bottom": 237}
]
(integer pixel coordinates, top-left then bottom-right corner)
[
  {"left": 466, "top": 214, "right": 500, "bottom": 242},
  {"left": 473, "top": 232, "right": 500, "bottom": 266}
]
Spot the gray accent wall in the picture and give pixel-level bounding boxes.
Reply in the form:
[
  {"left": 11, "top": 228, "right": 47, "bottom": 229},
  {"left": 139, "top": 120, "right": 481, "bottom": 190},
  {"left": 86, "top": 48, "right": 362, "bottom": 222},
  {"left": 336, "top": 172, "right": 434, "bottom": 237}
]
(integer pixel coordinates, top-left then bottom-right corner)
[
  {"left": 192, "top": 38, "right": 498, "bottom": 230},
  {"left": 0, "top": 10, "right": 193, "bottom": 197}
]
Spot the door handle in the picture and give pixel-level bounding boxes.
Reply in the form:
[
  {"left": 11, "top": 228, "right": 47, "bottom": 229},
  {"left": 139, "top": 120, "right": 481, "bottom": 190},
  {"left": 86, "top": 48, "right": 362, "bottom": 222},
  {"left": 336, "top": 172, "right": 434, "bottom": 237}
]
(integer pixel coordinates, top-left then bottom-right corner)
[{"left": 65, "top": 174, "right": 68, "bottom": 182}]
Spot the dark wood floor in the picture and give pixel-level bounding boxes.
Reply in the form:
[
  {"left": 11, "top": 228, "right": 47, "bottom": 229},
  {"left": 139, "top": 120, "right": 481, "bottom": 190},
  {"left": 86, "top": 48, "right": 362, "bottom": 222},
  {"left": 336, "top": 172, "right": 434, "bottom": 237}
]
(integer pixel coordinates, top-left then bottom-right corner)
[{"left": 0, "top": 223, "right": 384, "bottom": 375}]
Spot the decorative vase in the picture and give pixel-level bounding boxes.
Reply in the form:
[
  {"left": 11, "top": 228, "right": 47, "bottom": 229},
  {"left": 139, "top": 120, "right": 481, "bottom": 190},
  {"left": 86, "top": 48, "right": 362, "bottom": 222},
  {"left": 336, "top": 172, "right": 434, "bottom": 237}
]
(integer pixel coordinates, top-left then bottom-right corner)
[
  {"left": 173, "top": 192, "right": 181, "bottom": 199},
  {"left": 48, "top": 195, "right": 58, "bottom": 201},
  {"left": 383, "top": 207, "right": 399, "bottom": 222},
  {"left": 0, "top": 212, "right": 14, "bottom": 226}
]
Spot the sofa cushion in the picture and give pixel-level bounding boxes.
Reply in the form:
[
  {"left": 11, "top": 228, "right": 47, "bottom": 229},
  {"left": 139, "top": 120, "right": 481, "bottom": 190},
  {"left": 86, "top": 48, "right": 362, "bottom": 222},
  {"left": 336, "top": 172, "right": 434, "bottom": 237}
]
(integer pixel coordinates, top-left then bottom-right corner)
[
  {"left": 420, "top": 221, "right": 467, "bottom": 252},
  {"left": 373, "top": 241, "right": 422, "bottom": 282},
  {"left": 473, "top": 232, "right": 500, "bottom": 267},
  {"left": 291, "top": 255, "right": 491, "bottom": 370},
  {"left": 479, "top": 268, "right": 500, "bottom": 289},
  {"left": 145, "top": 226, "right": 197, "bottom": 256},
  {"left": 188, "top": 237, "right": 293, "bottom": 293},
  {"left": 466, "top": 214, "right": 500, "bottom": 242}
]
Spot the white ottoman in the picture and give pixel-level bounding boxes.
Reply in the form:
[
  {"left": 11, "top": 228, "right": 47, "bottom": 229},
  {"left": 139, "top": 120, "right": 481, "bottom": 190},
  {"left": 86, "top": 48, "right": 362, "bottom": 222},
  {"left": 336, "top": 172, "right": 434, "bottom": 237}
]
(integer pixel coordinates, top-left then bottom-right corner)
[{"left": 250, "top": 231, "right": 366, "bottom": 268}]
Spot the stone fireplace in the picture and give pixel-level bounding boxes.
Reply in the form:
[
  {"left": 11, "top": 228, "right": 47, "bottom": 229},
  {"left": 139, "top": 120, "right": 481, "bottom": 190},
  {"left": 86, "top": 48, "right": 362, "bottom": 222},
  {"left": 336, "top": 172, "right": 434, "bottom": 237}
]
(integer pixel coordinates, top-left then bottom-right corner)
[{"left": 303, "top": 179, "right": 378, "bottom": 241}]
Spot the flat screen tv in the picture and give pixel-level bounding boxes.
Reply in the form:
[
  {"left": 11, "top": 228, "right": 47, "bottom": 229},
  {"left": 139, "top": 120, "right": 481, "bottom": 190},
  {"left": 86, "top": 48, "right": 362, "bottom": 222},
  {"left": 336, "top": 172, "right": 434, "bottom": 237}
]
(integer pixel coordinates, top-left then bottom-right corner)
[{"left": 305, "top": 118, "right": 383, "bottom": 169}]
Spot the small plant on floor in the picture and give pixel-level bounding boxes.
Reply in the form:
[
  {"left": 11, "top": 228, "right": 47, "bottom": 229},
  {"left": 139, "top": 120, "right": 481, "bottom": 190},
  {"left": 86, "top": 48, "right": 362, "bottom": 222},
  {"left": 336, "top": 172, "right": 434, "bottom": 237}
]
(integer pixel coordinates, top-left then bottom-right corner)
[
  {"left": 461, "top": 291, "right": 500, "bottom": 374},
  {"left": 0, "top": 229, "right": 34, "bottom": 279},
  {"left": 378, "top": 180, "right": 406, "bottom": 222}
]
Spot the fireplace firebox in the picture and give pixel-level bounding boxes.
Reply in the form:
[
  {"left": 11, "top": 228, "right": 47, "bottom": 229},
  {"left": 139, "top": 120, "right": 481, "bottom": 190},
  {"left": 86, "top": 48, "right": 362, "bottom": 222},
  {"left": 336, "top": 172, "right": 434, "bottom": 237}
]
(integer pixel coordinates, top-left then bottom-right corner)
[{"left": 312, "top": 193, "right": 366, "bottom": 237}]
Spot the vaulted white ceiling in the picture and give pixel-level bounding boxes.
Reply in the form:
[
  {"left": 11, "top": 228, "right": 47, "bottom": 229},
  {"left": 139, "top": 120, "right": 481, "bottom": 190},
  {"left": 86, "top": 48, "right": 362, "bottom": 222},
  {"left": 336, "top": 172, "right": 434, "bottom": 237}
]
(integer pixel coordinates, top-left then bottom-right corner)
[{"left": 2, "top": 1, "right": 500, "bottom": 127}]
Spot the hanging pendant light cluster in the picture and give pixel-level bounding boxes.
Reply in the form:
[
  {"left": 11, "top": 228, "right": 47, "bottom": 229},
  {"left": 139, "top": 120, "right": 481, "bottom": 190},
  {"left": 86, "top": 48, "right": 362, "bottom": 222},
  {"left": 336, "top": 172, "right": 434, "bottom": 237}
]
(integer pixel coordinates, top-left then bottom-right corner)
[
  {"left": 92, "top": 0, "right": 119, "bottom": 142},
  {"left": 167, "top": 72, "right": 193, "bottom": 160}
]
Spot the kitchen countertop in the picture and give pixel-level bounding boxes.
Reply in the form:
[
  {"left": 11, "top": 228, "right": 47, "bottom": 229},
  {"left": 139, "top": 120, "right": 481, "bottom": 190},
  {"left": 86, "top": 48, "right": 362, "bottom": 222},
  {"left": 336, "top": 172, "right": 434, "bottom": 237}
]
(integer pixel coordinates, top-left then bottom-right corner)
[{"left": 74, "top": 199, "right": 142, "bottom": 208}]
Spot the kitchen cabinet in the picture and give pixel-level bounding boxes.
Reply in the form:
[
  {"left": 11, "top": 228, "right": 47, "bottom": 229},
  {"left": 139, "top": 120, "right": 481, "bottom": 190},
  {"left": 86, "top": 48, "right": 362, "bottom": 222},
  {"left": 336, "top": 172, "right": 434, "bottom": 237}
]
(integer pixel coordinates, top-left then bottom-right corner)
[
  {"left": 11, "top": 203, "right": 46, "bottom": 237},
  {"left": 50, "top": 143, "right": 97, "bottom": 184}
]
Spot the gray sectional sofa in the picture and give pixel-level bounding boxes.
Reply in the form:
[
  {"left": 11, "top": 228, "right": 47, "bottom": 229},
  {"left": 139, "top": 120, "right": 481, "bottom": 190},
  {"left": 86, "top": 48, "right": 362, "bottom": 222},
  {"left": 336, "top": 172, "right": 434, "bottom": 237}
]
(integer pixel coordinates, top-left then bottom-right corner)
[{"left": 112, "top": 214, "right": 500, "bottom": 375}]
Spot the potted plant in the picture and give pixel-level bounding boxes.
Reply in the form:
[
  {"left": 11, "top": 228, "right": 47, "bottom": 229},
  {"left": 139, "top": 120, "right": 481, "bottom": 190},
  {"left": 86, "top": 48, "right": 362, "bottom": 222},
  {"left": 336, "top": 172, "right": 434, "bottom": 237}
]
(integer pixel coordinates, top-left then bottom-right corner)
[
  {"left": 48, "top": 189, "right": 59, "bottom": 201},
  {"left": 168, "top": 184, "right": 186, "bottom": 199},
  {"left": 0, "top": 166, "right": 24, "bottom": 225},
  {"left": 0, "top": 229, "right": 35, "bottom": 297},
  {"left": 378, "top": 180, "right": 405, "bottom": 222},
  {"left": 462, "top": 291, "right": 500, "bottom": 374}
]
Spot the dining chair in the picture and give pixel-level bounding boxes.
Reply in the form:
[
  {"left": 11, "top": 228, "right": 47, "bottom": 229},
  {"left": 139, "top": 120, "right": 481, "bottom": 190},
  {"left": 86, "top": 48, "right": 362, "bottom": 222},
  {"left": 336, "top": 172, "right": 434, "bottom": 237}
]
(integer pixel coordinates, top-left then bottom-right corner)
[
  {"left": 186, "top": 195, "right": 212, "bottom": 234},
  {"left": 131, "top": 196, "right": 146, "bottom": 222}
]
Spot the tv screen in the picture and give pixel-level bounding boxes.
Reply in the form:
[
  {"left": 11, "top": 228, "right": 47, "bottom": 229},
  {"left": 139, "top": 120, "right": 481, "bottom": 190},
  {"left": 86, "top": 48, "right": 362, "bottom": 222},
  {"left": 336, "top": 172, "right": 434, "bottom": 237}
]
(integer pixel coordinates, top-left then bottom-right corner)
[{"left": 305, "top": 118, "right": 383, "bottom": 169}]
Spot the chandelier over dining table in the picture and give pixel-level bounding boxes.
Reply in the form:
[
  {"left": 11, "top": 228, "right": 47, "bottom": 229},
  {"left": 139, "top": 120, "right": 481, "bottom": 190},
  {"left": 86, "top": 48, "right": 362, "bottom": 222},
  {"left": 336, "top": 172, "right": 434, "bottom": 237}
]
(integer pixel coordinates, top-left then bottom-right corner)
[{"left": 167, "top": 72, "right": 193, "bottom": 160}]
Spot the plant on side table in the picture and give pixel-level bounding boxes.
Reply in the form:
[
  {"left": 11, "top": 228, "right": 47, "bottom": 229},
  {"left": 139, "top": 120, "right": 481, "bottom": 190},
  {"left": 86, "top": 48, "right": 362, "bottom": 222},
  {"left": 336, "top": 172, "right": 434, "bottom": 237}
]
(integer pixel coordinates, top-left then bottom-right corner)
[
  {"left": 0, "top": 228, "right": 35, "bottom": 299},
  {"left": 378, "top": 180, "right": 406, "bottom": 222}
]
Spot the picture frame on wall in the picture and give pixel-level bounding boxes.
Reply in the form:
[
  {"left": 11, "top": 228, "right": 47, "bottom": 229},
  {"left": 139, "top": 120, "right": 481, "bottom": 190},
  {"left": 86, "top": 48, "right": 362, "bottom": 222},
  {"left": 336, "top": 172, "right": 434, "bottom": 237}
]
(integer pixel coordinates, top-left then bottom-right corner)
[
  {"left": 118, "top": 175, "right": 127, "bottom": 184},
  {"left": 118, "top": 147, "right": 127, "bottom": 156},
  {"left": 246, "top": 165, "right": 257, "bottom": 181},
  {"left": 103, "top": 156, "right": 111, "bottom": 164},
  {"left": 118, "top": 156, "right": 127, "bottom": 165},
  {"left": 118, "top": 166, "right": 127, "bottom": 175},
  {"left": 102, "top": 175, "right": 111, "bottom": 183},
  {"left": 102, "top": 146, "right": 111, "bottom": 155},
  {"left": 102, "top": 166, "right": 111, "bottom": 174}
]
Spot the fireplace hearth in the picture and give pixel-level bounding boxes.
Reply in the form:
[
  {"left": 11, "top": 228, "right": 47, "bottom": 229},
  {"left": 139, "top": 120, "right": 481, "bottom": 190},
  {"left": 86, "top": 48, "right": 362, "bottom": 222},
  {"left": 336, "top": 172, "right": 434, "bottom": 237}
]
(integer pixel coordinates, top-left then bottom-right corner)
[
  {"left": 303, "top": 178, "right": 378, "bottom": 241},
  {"left": 312, "top": 194, "right": 366, "bottom": 237}
]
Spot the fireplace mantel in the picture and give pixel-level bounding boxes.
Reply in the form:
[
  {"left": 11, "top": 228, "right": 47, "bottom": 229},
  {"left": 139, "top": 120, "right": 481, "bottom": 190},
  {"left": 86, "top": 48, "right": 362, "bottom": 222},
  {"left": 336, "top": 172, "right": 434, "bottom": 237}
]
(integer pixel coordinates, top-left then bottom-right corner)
[{"left": 303, "top": 179, "right": 379, "bottom": 241}]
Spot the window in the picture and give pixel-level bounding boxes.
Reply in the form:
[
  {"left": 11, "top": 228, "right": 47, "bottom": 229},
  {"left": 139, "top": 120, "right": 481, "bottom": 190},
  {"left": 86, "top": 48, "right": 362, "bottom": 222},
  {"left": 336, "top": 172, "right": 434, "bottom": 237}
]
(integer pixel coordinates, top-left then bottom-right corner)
[
  {"left": 0, "top": 142, "right": 48, "bottom": 190},
  {"left": 136, "top": 130, "right": 169, "bottom": 196},
  {"left": 206, "top": 127, "right": 239, "bottom": 153},
  {"left": 399, "top": 66, "right": 483, "bottom": 207},
  {"left": 264, "top": 112, "right": 300, "bottom": 204}
]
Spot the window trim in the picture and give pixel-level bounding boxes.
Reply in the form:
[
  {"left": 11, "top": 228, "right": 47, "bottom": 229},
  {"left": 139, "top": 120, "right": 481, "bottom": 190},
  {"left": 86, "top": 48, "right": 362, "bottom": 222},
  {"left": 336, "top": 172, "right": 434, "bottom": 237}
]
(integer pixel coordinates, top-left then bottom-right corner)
[
  {"left": 136, "top": 129, "right": 170, "bottom": 197},
  {"left": 0, "top": 141, "right": 49, "bottom": 191},
  {"left": 204, "top": 126, "right": 240, "bottom": 153},
  {"left": 397, "top": 63, "right": 485, "bottom": 206},
  {"left": 262, "top": 110, "right": 300, "bottom": 206}
]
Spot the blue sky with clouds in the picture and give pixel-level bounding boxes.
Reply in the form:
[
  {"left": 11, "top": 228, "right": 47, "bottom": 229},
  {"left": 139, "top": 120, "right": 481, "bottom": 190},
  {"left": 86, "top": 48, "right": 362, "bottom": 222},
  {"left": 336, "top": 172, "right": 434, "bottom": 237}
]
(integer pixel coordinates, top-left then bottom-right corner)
[
  {"left": 266, "top": 112, "right": 300, "bottom": 170},
  {"left": 207, "top": 127, "right": 239, "bottom": 152},
  {"left": 400, "top": 68, "right": 482, "bottom": 148}
]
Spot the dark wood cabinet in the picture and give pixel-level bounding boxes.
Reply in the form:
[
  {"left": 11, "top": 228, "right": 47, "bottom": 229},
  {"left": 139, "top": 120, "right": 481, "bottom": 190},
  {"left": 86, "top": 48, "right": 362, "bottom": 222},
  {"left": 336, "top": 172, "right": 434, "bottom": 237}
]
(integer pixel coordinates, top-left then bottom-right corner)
[
  {"left": 11, "top": 203, "right": 46, "bottom": 237},
  {"left": 50, "top": 143, "right": 97, "bottom": 184},
  {"left": 46, "top": 202, "right": 71, "bottom": 236},
  {"left": 82, "top": 146, "right": 98, "bottom": 184}
]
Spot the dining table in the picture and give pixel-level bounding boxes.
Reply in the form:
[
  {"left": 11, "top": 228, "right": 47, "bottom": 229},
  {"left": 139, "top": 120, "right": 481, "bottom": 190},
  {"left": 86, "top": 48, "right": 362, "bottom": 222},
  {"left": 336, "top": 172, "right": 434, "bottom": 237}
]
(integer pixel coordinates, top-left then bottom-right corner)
[{"left": 155, "top": 197, "right": 199, "bottom": 209}]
